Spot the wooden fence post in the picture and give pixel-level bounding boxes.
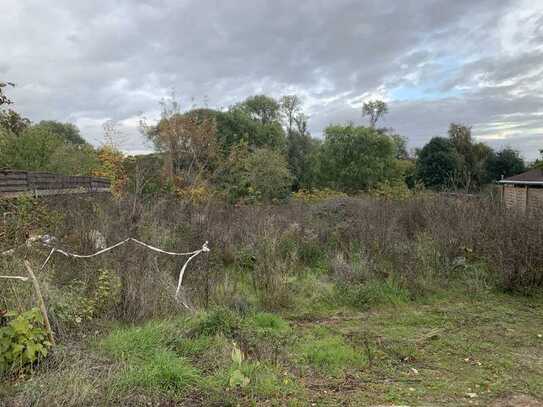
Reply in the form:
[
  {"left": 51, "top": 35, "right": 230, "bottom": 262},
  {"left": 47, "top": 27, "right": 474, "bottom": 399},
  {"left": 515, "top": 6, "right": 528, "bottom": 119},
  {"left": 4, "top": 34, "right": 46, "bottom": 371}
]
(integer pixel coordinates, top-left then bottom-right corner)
[{"left": 23, "top": 260, "right": 55, "bottom": 346}]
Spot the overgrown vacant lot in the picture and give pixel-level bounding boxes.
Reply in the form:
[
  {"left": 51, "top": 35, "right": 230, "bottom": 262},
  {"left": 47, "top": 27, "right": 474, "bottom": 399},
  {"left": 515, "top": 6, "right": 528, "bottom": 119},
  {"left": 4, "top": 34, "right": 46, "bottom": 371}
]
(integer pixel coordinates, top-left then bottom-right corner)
[{"left": 1, "top": 194, "right": 543, "bottom": 405}]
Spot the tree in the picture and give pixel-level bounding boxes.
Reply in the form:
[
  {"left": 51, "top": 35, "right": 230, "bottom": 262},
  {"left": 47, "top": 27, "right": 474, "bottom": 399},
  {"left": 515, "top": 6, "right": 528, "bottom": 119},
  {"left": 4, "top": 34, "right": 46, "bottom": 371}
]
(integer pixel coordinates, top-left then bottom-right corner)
[
  {"left": 47, "top": 143, "right": 100, "bottom": 175},
  {"left": 33, "top": 121, "right": 87, "bottom": 145},
  {"left": 416, "top": 137, "right": 460, "bottom": 190},
  {"left": 316, "top": 124, "right": 397, "bottom": 192},
  {"left": 141, "top": 97, "right": 218, "bottom": 186},
  {"left": 0, "top": 125, "right": 100, "bottom": 175},
  {"left": 447, "top": 123, "right": 493, "bottom": 190},
  {"left": 215, "top": 105, "right": 286, "bottom": 156},
  {"left": 278, "top": 96, "right": 316, "bottom": 189},
  {"left": 0, "top": 81, "right": 15, "bottom": 107},
  {"left": 362, "top": 100, "right": 388, "bottom": 128},
  {"left": 0, "top": 109, "right": 31, "bottom": 135},
  {"left": 217, "top": 144, "right": 292, "bottom": 203},
  {"left": 238, "top": 95, "right": 280, "bottom": 125},
  {"left": 486, "top": 147, "right": 526, "bottom": 181},
  {"left": 245, "top": 148, "right": 292, "bottom": 202},
  {"left": 0, "top": 126, "right": 64, "bottom": 170},
  {"left": 280, "top": 95, "right": 302, "bottom": 136},
  {"left": 286, "top": 127, "right": 318, "bottom": 190},
  {"left": 389, "top": 133, "right": 409, "bottom": 160}
]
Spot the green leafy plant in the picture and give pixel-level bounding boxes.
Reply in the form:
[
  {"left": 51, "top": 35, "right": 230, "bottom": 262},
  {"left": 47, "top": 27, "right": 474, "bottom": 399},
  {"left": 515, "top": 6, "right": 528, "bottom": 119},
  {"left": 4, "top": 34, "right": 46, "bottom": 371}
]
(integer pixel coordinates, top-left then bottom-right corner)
[
  {"left": 228, "top": 342, "right": 250, "bottom": 388},
  {"left": 0, "top": 308, "right": 52, "bottom": 375}
]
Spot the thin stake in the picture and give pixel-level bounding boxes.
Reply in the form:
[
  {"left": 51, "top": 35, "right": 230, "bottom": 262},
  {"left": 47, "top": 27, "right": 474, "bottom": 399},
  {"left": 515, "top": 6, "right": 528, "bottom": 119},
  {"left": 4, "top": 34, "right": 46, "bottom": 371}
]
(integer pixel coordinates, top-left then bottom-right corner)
[{"left": 24, "top": 260, "right": 56, "bottom": 346}]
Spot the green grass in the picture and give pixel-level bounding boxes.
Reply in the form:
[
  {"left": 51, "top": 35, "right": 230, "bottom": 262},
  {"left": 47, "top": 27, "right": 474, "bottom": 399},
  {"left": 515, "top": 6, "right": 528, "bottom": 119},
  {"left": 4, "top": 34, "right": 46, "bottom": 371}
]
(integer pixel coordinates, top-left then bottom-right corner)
[
  {"left": 116, "top": 350, "right": 200, "bottom": 396},
  {"left": 2, "top": 278, "right": 543, "bottom": 406},
  {"left": 298, "top": 327, "right": 366, "bottom": 376}
]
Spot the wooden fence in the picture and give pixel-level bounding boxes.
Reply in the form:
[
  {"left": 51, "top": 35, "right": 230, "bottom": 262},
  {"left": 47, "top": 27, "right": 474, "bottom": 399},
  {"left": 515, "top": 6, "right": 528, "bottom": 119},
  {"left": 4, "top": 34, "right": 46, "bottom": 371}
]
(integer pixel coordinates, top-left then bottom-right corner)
[{"left": 0, "top": 169, "right": 110, "bottom": 198}]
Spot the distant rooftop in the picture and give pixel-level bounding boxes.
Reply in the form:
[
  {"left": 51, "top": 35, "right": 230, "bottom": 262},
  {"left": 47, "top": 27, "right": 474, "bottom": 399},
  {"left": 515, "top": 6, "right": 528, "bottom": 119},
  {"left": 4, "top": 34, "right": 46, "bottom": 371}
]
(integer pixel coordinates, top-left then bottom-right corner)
[{"left": 498, "top": 169, "right": 543, "bottom": 185}]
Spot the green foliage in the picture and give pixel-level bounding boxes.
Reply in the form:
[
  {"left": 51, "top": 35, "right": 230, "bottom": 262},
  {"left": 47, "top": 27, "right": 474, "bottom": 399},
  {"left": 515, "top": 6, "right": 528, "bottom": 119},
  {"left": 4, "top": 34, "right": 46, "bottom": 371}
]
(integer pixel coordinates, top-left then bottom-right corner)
[
  {"left": 0, "top": 196, "right": 62, "bottom": 248},
  {"left": 244, "top": 148, "right": 292, "bottom": 202},
  {"left": 47, "top": 143, "right": 100, "bottom": 175},
  {"left": 362, "top": 99, "right": 388, "bottom": 127},
  {"left": 292, "top": 188, "right": 347, "bottom": 203},
  {"left": 116, "top": 350, "right": 200, "bottom": 396},
  {"left": 416, "top": 137, "right": 459, "bottom": 190},
  {"left": 316, "top": 124, "right": 397, "bottom": 192},
  {"left": 49, "top": 269, "right": 121, "bottom": 325},
  {"left": 0, "top": 124, "right": 99, "bottom": 175},
  {"left": 0, "top": 109, "right": 31, "bottom": 135},
  {"left": 336, "top": 278, "right": 410, "bottom": 310},
  {"left": 299, "top": 330, "right": 365, "bottom": 376},
  {"left": 370, "top": 179, "right": 413, "bottom": 200},
  {"left": 0, "top": 308, "right": 52, "bottom": 375},
  {"left": 102, "top": 321, "right": 201, "bottom": 396},
  {"left": 240, "top": 313, "right": 291, "bottom": 362},
  {"left": 286, "top": 130, "right": 318, "bottom": 188},
  {"left": 191, "top": 308, "right": 241, "bottom": 338},
  {"left": 486, "top": 147, "right": 526, "bottom": 181},
  {"left": 0, "top": 126, "right": 64, "bottom": 170},
  {"left": 228, "top": 342, "right": 250, "bottom": 388},
  {"left": 219, "top": 145, "right": 292, "bottom": 203},
  {"left": 237, "top": 94, "right": 281, "bottom": 125},
  {"left": 32, "top": 121, "right": 87, "bottom": 145},
  {"left": 447, "top": 123, "right": 494, "bottom": 190}
]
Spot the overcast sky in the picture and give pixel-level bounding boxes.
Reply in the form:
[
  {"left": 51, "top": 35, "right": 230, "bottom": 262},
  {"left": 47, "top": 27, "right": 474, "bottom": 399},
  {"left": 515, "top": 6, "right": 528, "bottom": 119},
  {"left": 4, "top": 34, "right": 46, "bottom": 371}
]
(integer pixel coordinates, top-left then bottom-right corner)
[{"left": 1, "top": 0, "right": 542, "bottom": 160}]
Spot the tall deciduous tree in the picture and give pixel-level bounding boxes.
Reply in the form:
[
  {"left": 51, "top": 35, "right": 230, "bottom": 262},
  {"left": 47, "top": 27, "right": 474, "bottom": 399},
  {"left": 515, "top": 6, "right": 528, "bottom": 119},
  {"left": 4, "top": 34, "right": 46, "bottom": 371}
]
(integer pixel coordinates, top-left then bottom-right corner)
[
  {"left": 447, "top": 123, "right": 493, "bottom": 190},
  {"left": 142, "top": 97, "right": 218, "bottom": 186},
  {"left": 280, "top": 95, "right": 302, "bottom": 136},
  {"left": 362, "top": 100, "right": 388, "bottom": 128},
  {"left": 238, "top": 95, "right": 281, "bottom": 125}
]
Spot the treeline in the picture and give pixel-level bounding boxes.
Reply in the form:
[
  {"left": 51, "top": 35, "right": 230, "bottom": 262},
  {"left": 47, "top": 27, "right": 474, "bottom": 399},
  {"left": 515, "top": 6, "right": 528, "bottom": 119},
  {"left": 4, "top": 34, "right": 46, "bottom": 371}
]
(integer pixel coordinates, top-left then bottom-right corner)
[{"left": 0, "top": 81, "right": 537, "bottom": 202}]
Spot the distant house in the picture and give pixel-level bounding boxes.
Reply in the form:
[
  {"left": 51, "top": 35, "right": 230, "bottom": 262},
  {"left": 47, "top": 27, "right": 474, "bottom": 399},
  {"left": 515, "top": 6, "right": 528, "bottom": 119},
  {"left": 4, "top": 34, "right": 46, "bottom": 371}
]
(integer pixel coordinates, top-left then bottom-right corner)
[{"left": 498, "top": 169, "right": 543, "bottom": 212}]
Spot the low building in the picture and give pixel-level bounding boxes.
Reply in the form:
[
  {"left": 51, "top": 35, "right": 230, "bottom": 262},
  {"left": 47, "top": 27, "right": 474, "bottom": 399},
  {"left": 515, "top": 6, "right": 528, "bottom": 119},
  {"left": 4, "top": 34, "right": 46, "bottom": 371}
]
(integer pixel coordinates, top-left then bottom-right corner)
[{"left": 498, "top": 169, "right": 543, "bottom": 212}]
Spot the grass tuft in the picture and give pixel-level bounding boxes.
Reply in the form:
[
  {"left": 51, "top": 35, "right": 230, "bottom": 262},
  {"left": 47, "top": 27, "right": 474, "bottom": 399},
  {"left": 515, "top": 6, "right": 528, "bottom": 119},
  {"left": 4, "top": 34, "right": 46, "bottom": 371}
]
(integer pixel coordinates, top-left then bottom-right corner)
[{"left": 299, "top": 329, "right": 365, "bottom": 376}]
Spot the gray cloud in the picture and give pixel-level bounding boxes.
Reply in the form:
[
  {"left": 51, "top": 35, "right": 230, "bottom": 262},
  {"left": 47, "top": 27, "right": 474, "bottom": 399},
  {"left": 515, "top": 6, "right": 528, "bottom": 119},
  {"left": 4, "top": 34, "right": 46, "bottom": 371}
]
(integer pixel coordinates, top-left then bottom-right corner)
[{"left": 1, "top": 0, "right": 541, "bottom": 160}]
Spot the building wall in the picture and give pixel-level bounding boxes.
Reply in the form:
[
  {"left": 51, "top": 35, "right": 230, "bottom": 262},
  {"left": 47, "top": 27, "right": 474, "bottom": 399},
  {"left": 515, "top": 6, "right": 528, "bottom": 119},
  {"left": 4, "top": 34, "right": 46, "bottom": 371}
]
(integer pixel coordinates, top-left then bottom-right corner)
[
  {"left": 503, "top": 185, "right": 543, "bottom": 213},
  {"left": 527, "top": 188, "right": 543, "bottom": 213}
]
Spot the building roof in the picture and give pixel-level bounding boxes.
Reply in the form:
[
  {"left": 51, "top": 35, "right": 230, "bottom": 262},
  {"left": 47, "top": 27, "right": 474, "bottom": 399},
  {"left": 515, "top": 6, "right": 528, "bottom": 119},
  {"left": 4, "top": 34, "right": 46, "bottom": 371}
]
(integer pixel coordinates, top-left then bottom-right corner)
[{"left": 498, "top": 169, "right": 543, "bottom": 185}]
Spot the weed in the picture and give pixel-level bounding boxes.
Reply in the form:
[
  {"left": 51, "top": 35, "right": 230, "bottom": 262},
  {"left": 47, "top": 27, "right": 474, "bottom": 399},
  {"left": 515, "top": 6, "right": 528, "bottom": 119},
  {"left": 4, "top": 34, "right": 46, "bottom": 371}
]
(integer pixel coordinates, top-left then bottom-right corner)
[
  {"left": 116, "top": 350, "right": 201, "bottom": 396},
  {"left": 101, "top": 320, "right": 175, "bottom": 360},
  {"left": 190, "top": 307, "right": 240, "bottom": 338},
  {"left": 299, "top": 329, "right": 365, "bottom": 376},
  {"left": 0, "top": 308, "right": 52, "bottom": 375},
  {"left": 336, "top": 278, "right": 410, "bottom": 310}
]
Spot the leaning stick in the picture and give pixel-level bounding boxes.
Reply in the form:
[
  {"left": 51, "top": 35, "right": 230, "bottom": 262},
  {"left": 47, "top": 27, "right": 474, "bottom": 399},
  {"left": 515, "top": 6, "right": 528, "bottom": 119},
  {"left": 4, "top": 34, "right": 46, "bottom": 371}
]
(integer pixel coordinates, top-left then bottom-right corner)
[{"left": 23, "top": 260, "right": 55, "bottom": 346}]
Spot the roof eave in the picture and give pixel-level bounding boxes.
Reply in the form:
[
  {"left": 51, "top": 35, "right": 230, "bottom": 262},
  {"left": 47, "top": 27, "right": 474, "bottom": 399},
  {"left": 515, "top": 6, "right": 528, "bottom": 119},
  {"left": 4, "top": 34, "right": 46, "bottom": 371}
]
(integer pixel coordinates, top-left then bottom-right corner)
[{"left": 497, "top": 180, "right": 543, "bottom": 186}]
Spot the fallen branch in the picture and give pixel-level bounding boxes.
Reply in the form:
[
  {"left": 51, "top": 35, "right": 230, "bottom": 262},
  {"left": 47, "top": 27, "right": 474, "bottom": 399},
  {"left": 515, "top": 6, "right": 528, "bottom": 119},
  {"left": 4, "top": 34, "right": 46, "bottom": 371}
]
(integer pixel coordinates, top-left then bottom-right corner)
[{"left": 24, "top": 260, "right": 55, "bottom": 346}]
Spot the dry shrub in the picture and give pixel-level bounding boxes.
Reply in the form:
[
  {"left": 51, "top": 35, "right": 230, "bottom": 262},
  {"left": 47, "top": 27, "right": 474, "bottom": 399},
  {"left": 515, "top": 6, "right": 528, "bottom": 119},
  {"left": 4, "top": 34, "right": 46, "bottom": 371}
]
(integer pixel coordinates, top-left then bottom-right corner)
[{"left": 4, "top": 191, "right": 542, "bottom": 325}]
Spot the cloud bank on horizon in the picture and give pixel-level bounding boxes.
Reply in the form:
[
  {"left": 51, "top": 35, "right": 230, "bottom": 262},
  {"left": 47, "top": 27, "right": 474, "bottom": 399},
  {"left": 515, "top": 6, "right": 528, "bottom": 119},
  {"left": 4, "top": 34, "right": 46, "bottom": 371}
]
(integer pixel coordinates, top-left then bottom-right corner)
[{"left": 1, "top": 0, "right": 542, "bottom": 159}]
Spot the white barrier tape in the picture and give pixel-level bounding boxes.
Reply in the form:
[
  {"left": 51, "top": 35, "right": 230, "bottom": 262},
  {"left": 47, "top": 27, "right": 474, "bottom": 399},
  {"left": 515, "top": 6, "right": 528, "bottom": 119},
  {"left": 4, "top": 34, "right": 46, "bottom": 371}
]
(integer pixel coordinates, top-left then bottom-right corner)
[
  {"left": 1, "top": 248, "right": 15, "bottom": 257},
  {"left": 2, "top": 237, "right": 210, "bottom": 306},
  {"left": 0, "top": 275, "right": 29, "bottom": 282}
]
